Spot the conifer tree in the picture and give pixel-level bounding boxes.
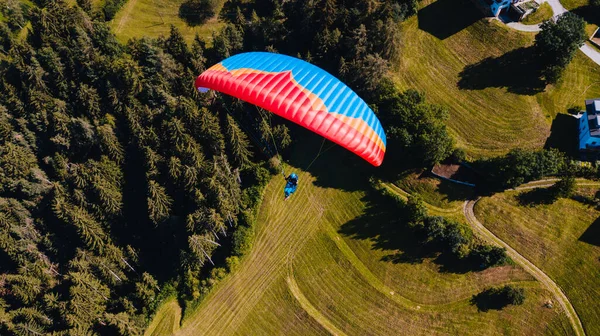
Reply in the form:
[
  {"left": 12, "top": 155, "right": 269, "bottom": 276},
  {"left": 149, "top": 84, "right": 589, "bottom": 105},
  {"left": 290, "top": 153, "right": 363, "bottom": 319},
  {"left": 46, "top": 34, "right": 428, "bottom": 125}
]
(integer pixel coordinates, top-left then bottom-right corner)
[{"left": 225, "top": 115, "right": 253, "bottom": 167}]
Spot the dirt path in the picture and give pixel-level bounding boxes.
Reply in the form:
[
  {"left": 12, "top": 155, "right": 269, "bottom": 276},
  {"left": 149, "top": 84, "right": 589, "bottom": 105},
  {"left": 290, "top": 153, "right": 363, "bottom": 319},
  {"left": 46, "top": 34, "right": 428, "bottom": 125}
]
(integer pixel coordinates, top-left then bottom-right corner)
[
  {"left": 115, "top": 0, "right": 139, "bottom": 34},
  {"left": 382, "top": 180, "right": 587, "bottom": 335},
  {"left": 464, "top": 199, "right": 585, "bottom": 336}
]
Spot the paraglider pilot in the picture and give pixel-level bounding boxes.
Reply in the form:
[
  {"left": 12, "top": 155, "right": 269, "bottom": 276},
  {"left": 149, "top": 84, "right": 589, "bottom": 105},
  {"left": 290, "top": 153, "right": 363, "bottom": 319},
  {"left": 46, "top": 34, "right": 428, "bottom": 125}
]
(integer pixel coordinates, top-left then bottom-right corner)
[{"left": 283, "top": 172, "right": 298, "bottom": 200}]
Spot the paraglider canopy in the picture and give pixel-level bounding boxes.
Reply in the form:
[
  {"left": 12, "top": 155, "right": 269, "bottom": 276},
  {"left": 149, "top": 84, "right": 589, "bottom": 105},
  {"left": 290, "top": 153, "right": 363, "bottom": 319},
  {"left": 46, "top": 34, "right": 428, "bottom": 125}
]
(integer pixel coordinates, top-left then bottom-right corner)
[{"left": 195, "top": 52, "right": 386, "bottom": 167}]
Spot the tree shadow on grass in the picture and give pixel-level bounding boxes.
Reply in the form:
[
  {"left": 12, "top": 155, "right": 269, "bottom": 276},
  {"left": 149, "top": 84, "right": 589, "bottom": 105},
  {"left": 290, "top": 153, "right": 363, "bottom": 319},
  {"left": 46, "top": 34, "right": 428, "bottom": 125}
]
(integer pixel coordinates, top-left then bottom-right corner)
[
  {"left": 580, "top": 216, "right": 600, "bottom": 247},
  {"left": 338, "top": 189, "right": 437, "bottom": 265},
  {"left": 571, "top": 6, "right": 600, "bottom": 28},
  {"left": 470, "top": 290, "right": 511, "bottom": 312},
  {"left": 286, "top": 128, "right": 374, "bottom": 192},
  {"left": 179, "top": 0, "right": 215, "bottom": 26},
  {"left": 418, "top": 0, "right": 484, "bottom": 40},
  {"left": 544, "top": 113, "right": 578, "bottom": 157},
  {"left": 435, "top": 177, "right": 476, "bottom": 203},
  {"left": 457, "top": 47, "right": 547, "bottom": 95},
  {"left": 516, "top": 187, "right": 557, "bottom": 206},
  {"left": 338, "top": 188, "right": 486, "bottom": 273}
]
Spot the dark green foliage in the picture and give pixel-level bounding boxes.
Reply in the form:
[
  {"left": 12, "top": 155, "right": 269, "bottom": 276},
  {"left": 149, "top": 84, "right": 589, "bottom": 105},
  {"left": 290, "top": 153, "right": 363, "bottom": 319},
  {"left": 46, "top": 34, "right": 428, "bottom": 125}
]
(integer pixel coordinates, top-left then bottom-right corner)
[
  {"left": 377, "top": 84, "right": 455, "bottom": 166},
  {"left": 102, "top": 0, "right": 128, "bottom": 20},
  {"left": 1, "top": 0, "right": 27, "bottom": 32},
  {"left": 469, "top": 245, "right": 508, "bottom": 268},
  {"left": 226, "top": 114, "right": 253, "bottom": 168},
  {"left": 476, "top": 148, "right": 567, "bottom": 190},
  {"left": 0, "top": 2, "right": 271, "bottom": 334},
  {"left": 77, "top": 0, "right": 92, "bottom": 13},
  {"left": 471, "top": 285, "right": 525, "bottom": 311},
  {"left": 550, "top": 174, "right": 576, "bottom": 200},
  {"left": 232, "top": 223, "right": 254, "bottom": 256},
  {"left": 179, "top": 0, "right": 220, "bottom": 25},
  {"left": 535, "top": 13, "right": 587, "bottom": 83},
  {"left": 0, "top": 23, "right": 12, "bottom": 52}
]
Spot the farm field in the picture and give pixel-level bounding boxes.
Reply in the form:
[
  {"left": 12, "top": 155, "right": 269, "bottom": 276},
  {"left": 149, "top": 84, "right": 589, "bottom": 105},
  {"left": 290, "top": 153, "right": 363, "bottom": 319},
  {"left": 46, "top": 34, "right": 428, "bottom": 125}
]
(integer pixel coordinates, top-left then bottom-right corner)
[
  {"left": 109, "top": 0, "right": 225, "bottom": 43},
  {"left": 395, "top": 0, "right": 600, "bottom": 158},
  {"left": 475, "top": 189, "right": 600, "bottom": 335},
  {"left": 147, "top": 136, "right": 572, "bottom": 335}
]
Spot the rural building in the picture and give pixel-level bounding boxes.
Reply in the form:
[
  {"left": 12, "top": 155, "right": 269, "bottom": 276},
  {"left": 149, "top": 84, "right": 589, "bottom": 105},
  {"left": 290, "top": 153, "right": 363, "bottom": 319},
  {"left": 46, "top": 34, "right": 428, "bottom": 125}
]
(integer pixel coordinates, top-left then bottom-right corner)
[
  {"left": 577, "top": 98, "right": 600, "bottom": 158},
  {"left": 473, "top": 0, "right": 536, "bottom": 20},
  {"left": 485, "top": 0, "right": 516, "bottom": 16}
]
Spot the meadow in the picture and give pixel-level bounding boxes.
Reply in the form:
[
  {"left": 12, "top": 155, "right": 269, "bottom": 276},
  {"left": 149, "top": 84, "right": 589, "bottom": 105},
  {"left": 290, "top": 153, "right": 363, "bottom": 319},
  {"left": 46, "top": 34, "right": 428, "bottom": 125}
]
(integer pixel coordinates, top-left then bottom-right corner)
[
  {"left": 109, "top": 0, "right": 225, "bottom": 43},
  {"left": 475, "top": 189, "right": 600, "bottom": 335},
  {"left": 394, "top": 0, "right": 600, "bottom": 158},
  {"left": 146, "top": 135, "right": 571, "bottom": 335}
]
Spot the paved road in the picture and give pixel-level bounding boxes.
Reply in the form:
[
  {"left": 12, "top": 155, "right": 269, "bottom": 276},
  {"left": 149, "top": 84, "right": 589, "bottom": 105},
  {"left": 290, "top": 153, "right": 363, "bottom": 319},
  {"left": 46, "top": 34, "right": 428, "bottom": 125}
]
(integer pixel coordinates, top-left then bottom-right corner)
[
  {"left": 464, "top": 198, "right": 586, "bottom": 336},
  {"left": 503, "top": 0, "right": 600, "bottom": 67}
]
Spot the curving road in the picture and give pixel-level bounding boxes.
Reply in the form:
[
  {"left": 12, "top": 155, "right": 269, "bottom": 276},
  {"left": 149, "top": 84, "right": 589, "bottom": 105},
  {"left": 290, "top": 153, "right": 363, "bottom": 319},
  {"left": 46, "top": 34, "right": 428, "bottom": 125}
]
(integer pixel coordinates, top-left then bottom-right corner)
[
  {"left": 464, "top": 198, "right": 585, "bottom": 336},
  {"left": 504, "top": 0, "right": 600, "bottom": 66},
  {"left": 384, "top": 180, "right": 588, "bottom": 336}
]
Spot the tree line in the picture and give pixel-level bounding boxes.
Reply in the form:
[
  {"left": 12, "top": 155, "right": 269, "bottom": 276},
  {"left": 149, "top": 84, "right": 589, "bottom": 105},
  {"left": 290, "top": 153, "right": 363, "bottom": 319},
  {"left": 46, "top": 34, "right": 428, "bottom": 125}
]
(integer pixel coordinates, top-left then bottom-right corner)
[
  {"left": 0, "top": 0, "right": 456, "bottom": 334},
  {"left": 0, "top": 0, "right": 283, "bottom": 333}
]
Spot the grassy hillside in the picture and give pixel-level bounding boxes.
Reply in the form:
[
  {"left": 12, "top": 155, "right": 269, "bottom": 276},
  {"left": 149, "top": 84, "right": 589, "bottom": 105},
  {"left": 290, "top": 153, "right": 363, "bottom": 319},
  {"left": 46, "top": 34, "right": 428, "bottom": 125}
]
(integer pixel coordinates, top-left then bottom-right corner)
[
  {"left": 394, "top": 171, "right": 473, "bottom": 210},
  {"left": 522, "top": 2, "right": 553, "bottom": 25},
  {"left": 475, "top": 190, "right": 600, "bottom": 335},
  {"left": 395, "top": 0, "right": 600, "bottom": 158},
  {"left": 146, "top": 136, "right": 571, "bottom": 335},
  {"left": 109, "top": 0, "right": 225, "bottom": 44},
  {"left": 145, "top": 298, "right": 182, "bottom": 336}
]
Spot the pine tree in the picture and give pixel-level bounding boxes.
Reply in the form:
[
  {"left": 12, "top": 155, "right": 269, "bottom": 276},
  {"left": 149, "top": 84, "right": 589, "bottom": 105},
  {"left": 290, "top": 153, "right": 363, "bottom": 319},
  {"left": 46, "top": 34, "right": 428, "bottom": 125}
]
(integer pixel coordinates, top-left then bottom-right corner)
[
  {"left": 225, "top": 115, "right": 252, "bottom": 167},
  {"left": 147, "top": 180, "right": 172, "bottom": 225}
]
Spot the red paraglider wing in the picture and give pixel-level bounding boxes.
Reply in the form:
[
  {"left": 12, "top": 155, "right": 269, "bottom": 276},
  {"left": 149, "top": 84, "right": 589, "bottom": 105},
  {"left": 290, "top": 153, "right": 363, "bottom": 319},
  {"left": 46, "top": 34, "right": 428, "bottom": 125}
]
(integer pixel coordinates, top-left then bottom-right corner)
[{"left": 195, "top": 52, "right": 386, "bottom": 166}]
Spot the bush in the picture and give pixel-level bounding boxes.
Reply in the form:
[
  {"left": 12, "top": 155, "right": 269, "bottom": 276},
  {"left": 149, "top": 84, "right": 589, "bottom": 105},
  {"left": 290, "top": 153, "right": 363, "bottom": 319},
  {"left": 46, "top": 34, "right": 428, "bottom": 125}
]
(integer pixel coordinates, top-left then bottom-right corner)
[
  {"left": 102, "top": 0, "right": 127, "bottom": 20},
  {"left": 232, "top": 224, "right": 254, "bottom": 256},
  {"left": 471, "top": 285, "right": 525, "bottom": 311},
  {"left": 179, "top": 0, "right": 219, "bottom": 26},
  {"left": 476, "top": 148, "right": 567, "bottom": 191},
  {"left": 469, "top": 245, "right": 508, "bottom": 269},
  {"left": 549, "top": 174, "right": 575, "bottom": 200}
]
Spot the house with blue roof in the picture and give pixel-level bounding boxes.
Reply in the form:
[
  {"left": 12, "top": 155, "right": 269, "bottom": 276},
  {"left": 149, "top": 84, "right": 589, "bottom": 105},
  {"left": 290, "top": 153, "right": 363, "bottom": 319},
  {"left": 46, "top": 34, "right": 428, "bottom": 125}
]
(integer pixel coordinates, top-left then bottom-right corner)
[
  {"left": 483, "top": 0, "right": 516, "bottom": 16},
  {"left": 577, "top": 98, "right": 600, "bottom": 158}
]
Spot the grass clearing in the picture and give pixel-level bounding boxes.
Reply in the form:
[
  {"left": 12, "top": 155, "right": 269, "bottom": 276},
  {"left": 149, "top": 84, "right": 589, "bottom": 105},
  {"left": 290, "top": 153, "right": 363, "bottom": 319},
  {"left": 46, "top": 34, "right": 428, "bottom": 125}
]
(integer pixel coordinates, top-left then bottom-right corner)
[
  {"left": 109, "top": 0, "right": 225, "bottom": 44},
  {"left": 394, "top": 170, "right": 474, "bottom": 210},
  {"left": 475, "top": 190, "right": 600, "bottom": 335},
  {"left": 144, "top": 297, "right": 181, "bottom": 336},
  {"left": 147, "top": 135, "right": 571, "bottom": 335},
  {"left": 395, "top": 0, "right": 600, "bottom": 158},
  {"left": 522, "top": 2, "right": 553, "bottom": 25},
  {"left": 561, "top": 0, "right": 589, "bottom": 10}
]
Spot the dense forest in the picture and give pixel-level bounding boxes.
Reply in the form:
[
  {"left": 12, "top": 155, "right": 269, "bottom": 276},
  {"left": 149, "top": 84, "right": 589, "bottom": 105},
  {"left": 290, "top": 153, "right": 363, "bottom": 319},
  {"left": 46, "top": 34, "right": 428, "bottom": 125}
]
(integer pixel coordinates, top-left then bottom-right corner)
[{"left": 0, "top": 0, "right": 461, "bottom": 334}]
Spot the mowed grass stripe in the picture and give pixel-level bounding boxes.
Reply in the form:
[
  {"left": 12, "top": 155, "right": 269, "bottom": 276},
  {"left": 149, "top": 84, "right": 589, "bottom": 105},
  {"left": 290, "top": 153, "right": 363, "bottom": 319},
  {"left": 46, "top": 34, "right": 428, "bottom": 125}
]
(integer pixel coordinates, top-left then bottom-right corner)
[
  {"left": 287, "top": 272, "right": 348, "bottom": 336},
  {"left": 475, "top": 191, "right": 600, "bottom": 335},
  {"left": 395, "top": 11, "right": 547, "bottom": 157},
  {"left": 144, "top": 298, "right": 181, "bottom": 336},
  {"left": 396, "top": 0, "right": 600, "bottom": 158},
  {"left": 156, "top": 140, "right": 571, "bottom": 335},
  {"left": 175, "top": 172, "right": 325, "bottom": 335}
]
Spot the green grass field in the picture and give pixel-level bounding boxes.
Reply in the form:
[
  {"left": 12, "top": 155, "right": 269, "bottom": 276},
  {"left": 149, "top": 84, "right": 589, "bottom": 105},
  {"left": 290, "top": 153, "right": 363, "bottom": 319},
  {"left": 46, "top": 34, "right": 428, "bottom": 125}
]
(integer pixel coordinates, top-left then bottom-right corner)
[
  {"left": 475, "top": 189, "right": 600, "bottom": 335},
  {"left": 145, "top": 297, "right": 182, "bottom": 336},
  {"left": 394, "top": 170, "right": 473, "bottom": 210},
  {"left": 146, "top": 136, "right": 571, "bottom": 335},
  {"left": 522, "top": 2, "right": 553, "bottom": 25},
  {"left": 561, "top": 0, "right": 589, "bottom": 10},
  {"left": 395, "top": 0, "right": 600, "bottom": 158},
  {"left": 109, "top": 0, "right": 225, "bottom": 44}
]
